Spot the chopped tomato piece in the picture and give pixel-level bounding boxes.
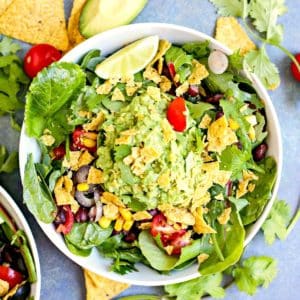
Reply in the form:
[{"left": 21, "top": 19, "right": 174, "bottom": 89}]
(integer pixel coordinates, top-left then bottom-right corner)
[
  {"left": 0, "top": 266, "right": 23, "bottom": 288},
  {"left": 56, "top": 206, "right": 74, "bottom": 235},
  {"left": 71, "top": 126, "right": 97, "bottom": 152},
  {"left": 52, "top": 144, "right": 66, "bottom": 160},
  {"left": 167, "top": 62, "right": 176, "bottom": 79},
  {"left": 167, "top": 97, "right": 187, "bottom": 132},
  {"left": 150, "top": 213, "right": 176, "bottom": 237}
]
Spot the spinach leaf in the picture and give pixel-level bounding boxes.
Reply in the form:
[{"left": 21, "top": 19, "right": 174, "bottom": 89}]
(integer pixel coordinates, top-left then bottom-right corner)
[
  {"left": 48, "top": 170, "right": 63, "bottom": 192},
  {"left": 241, "top": 157, "right": 277, "bottom": 225},
  {"left": 199, "top": 210, "right": 245, "bottom": 275},
  {"left": 65, "top": 238, "right": 92, "bottom": 257},
  {"left": 25, "top": 62, "right": 86, "bottom": 139},
  {"left": 138, "top": 231, "right": 209, "bottom": 272},
  {"left": 23, "top": 154, "right": 57, "bottom": 223},
  {"left": 80, "top": 49, "right": 101, "bottom": 69},
  {"left": 0, "top": 145, "right": 18, "bottom": 173},
  {"left": 65, "top": 222, "right": 112, "bottom": 250}
]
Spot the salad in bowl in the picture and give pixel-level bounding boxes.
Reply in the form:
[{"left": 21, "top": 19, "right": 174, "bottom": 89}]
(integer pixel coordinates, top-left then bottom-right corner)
[{"left": 20, "top": 24, "right": 281, "bottom": 285}]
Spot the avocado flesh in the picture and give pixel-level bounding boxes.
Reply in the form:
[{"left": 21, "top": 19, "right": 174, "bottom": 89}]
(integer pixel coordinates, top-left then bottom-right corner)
[{"left": 79, "top": 0, "right": 148, "bottom": 38}]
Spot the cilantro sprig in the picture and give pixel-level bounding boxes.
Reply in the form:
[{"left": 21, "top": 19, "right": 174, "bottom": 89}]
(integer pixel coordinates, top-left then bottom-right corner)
[{"left": 209, "top": 0, "right": 300, "bottom": 89}]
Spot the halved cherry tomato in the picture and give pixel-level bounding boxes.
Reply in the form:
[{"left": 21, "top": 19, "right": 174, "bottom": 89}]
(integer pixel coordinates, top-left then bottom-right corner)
[
  {"left": 56, "top": 206, "right": 74, "bottom": 235},
  {"left": 71, "top": 126, "right": 97, "bottom": 152},
  {"left": 169, "top": 231, "right": 191, "bottom": 255},
  {"left": 167, "top": 62, "right": 176, "bottom": 79},
  {"left": 52, "top": 144, "right": 66, "bottom": 160},
  {"left": 150, "top": 213, "right": 176, "bottom": 237},
  {"left": 167, "top": 97, "right": 187, "bottom": 132},
  {"left": 0, "top": 266, "right": 23, "bottom": 288},
  {"left": 24, "top": 44, "right": 62, "bottom": 78},
  {"left": 291, "top": 53, "right": 300, "bottom": 81}
]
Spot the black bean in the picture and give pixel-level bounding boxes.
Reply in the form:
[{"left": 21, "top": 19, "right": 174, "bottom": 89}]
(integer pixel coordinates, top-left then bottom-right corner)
[
  {"left": 204, "top": 93, "right": 224, "bottom": 104},
  {"left": 10, "top": 282, "right": 31, "bottom": 300},
  {"left": 53, "top": 207, "right": 66, "bottom": 226},
  {"left": 215, "top": 111, "right": 224, "bottom": 119},
  {"left": 253, "top": 143, "right": 268, "bottom": 161}
]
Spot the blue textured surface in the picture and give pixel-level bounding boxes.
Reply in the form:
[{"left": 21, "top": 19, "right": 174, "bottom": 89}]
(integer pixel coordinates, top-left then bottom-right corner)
[{"left": 0, "top": 0, "right": 299, "bottom": 299}]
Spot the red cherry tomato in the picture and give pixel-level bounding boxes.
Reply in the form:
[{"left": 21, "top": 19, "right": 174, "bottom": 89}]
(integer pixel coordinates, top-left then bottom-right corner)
[
  {"left": 150, "top": 213, "right": 176, "bottom": 237},
  {"left": 24, "top": 44, "right": 62, "bottom": 78},
  {"left": 52, "top": 144, "right": 66, "bottom": 160},
  {"left": 169, "top": 231, "right": 191, "bottom": 255},
  {"left": 167, "top": 97, "right": 187, "bottom": 132},
  {"left": 291, "top": 54, "right": 300, "bottom": 81},
  {"left": 0, "top": 266, "right": 23, "bottom": 288},
  {"left": 56, "top": 205, "right": 74, "bottom": 235},
  {"left": 71, "top": 126, "right": 97, "bottom": 152}
]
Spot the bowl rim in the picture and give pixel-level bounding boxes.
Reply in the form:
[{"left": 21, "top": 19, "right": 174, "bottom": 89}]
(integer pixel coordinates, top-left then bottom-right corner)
[
  {"left": 19, "top": 22, "right": 282, "bottom": 286},
  {"left": 0, "top": 185, "right": 41, "bottom": 299}
]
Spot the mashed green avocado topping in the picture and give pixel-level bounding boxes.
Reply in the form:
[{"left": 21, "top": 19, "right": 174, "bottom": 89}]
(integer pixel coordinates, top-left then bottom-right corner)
[{"left": 96, "top": 89, "right": 205, "bottom": 209}]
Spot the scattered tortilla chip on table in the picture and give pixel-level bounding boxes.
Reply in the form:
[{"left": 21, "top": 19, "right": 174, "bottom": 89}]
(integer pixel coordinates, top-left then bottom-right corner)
[
  {"left": 0, "top": 0, "right": 69, "bottom": 51},
  {"left": 215, "top": 17, "right": 256, "bottom": 55},
  {"left": 84, "top": 269, "right": 130, "bottom": 300},
  {"left": 68, "top": 0, "right": 86, "bottom": 48},
  {"left": 0, "top": 0, "right": 14, "bottom": 15}
]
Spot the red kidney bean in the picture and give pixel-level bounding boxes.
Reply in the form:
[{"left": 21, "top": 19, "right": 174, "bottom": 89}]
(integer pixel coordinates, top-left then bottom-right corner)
[
  {"left": 124, "top": 232, "right": 137, "bottom": 243},
  {"left": 215, "top": 111, "right": 224, "bottom": 119},
  {"left": 253, "top": 143, "right": 268, "bottom": 161},
  {"left": 188, "top": 85, "right": 199, "bottom": 97},
  {"left": 75, "top": 207, "right": 89, "bottom": 223},
  {"left": 204, "top": 93, "right": 224, "bottom": 104}
]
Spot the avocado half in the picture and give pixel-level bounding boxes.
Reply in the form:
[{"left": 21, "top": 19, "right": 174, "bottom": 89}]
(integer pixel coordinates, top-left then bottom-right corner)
[{"left": 79, "top": 0, "right": 148, "bottom": 38}]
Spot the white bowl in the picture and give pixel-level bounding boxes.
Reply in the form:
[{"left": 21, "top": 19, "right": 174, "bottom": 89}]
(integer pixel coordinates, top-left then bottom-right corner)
[
  {"left": 19, "top": 23, "right": 282, "bottom": 286},
  {"left": 0, "top": 186, "right": 41, "bottom": 299}
]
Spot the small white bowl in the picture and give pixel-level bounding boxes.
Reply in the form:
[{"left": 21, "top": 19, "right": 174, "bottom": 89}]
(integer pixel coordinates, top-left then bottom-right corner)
[
  {"left": 19, "top": 23, "right": 282, "bottom": 286},
  {"left": 0, "top": 186, "right": 41, "bottom": 299}
]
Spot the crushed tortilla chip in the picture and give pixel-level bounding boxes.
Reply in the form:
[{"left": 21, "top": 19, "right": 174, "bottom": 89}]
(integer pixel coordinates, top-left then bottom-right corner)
[
  {"left": 159, "top": 204, "right": 195, "bottom": 226},
  {"left": 175, "top": 81, "right": 189, "bottom": 96},
  {"left": 103, "top": 203, "right": 119, "bottom": 220},
  {"left": 54, "top": 176, "right": 79, "bottom": 213},
  {"left": 0, "top": 0, "right": 69, "bottom": 51},
  {"left": 67, "top": 0, "right": 86, "bottom": 48},
  {"left": 84, "top": 269, "right": 129, "bottom": 300},
  {"left": 83, "top": 111, "right": 105, "bottom": 131},
  {"left": 63, "top": 151, "right": 81, "bottom": 171},
  {"left": 0, "top": 279, "right": 9, "bottom": 297},
  {"left": 197, "top": 253, "right": 209, "bottom": 264},
  {"left": 78, "top": 150, "right": 94, "bottom": 168},
  {"left": 87, "top": 166, "right": 104, "bottom": 184},
  {"left": 143, "top": 66, "right": 161, "bottom": 84},
  {"left": 159, "top": 75, "right": 172, "bottom": 93},
  {"left": 188, "top": 59, "right": 209, "bottom": 85},
  {"left": 101, "top": 192, "right": 125, "bottom": 208},
  {"left": 133, "top": 211, "right": 153, "bottom": 221},
  {"left": 215, "top": 17, "right": 256, "bottom": 55},
  {"left": 111, "top": 87, "right": 125, "bottom": 101},
  {"left": 199, "top": 114, "right": 212, "bottom": 129},
  {"left": 193, "top": 206, "right": 216, "bottom": 234},
  {"left": 149, "top": 39, "right": 171, "bottom": 66},
  {"left": 146, "top": 86, "right": 161, "bottom": 101},
  {"left": 0, "top": 0, "right": 13, "bottom": 15},
  {"left": 217, "top": 207, "right": 232, "bottom": 225}
]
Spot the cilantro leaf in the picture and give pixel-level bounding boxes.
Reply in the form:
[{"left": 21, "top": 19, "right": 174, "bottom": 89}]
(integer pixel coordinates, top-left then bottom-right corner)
[
  {"left": 165, "top": 272, "right": 225, "bottom": 300},
  {"left": 209, "top": 0, "right": 249, "bottom": 18},
  {"left": 219, "top": 145, "right": 249, "bottom": 180},
  {"left": 244, "top": 45, "right": 280, "bottom": 90},
  {"left": 261, "top": 199, "right": 290, "bottom": 245},
  {"left": 249, "top": 0, "right": 287, "bottom": 44},
  {"left": 228, "top": 50, "right": 244, "bottom": 72},
  {"left": 253, "top": 112, "right": 268, "bottom": 148},
  {"left": 182, "top": 41, "right": 210, "bottom": 59},
  {"left": 0, "top": 37, "right": 21, "bottom": 56},
  {"left": 233, "top": 256, "right": 278, "bottom": 295}
]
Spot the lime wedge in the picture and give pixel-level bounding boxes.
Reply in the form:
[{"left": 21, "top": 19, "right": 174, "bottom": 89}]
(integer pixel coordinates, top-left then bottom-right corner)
[{"left": 95, "top": 35, "right": 159, "bottom": 79}]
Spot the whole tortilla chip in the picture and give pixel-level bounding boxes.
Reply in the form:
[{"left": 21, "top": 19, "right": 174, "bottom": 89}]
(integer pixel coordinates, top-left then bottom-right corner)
[
  {"left": 0, "top": 0, "right": 14, "bottom": 15},
  {"left": 84, "top": 269, "right": 130, "bottom": 300},
  {"left": 215, "top": 17, "right": 256, "bottom": 55},
  {"left": 0, "top": 0, "right": 69, "bottom": 51},
  {"left": 68, "top": 0, "right": 86, "bottom": 48}
]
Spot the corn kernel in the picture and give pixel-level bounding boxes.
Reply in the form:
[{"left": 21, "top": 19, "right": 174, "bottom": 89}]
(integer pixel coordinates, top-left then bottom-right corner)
[
  {"left": 114, "top": 217, "right": 124, "bottom": 232},
  {"left": 77, "top": 183, "right": 89, "bottom": 192},
  {"left": 123, "top": 220, "right": 134, "bottom": 231},
  {"left": 248, "top": 126, "right": 256, "bottom": 141},
  {"left": 99, "top": 216, "right": 111, "bottom": 229},
  {"left": 82, "top": 138, "right": 96, "bottom": 148},
  {"left": 83, "top": 132, "right": 98, "bottom": 140},
  {"left": 229, "top": 118, "right": 240, "bottom": 130},
  {"left": 119, "top": 208, "right": 132, "bottom": 221}
]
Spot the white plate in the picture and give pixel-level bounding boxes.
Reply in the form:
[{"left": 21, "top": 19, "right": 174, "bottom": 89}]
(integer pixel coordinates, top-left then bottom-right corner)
[
  {"left": 19, "top": 23, "right": 282, "bottom": 286},
  {"left": 0, "top": 186, "right": 41, "bottom": 299}
]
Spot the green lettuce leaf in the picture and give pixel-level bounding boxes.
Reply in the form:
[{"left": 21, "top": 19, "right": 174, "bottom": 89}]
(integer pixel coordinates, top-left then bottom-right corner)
[
  {"left": 182, "top": 41, "right": 210, "bottom": 59},
  {"left": 25, "top": 62, "right": 86, "bottom": 139}
]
